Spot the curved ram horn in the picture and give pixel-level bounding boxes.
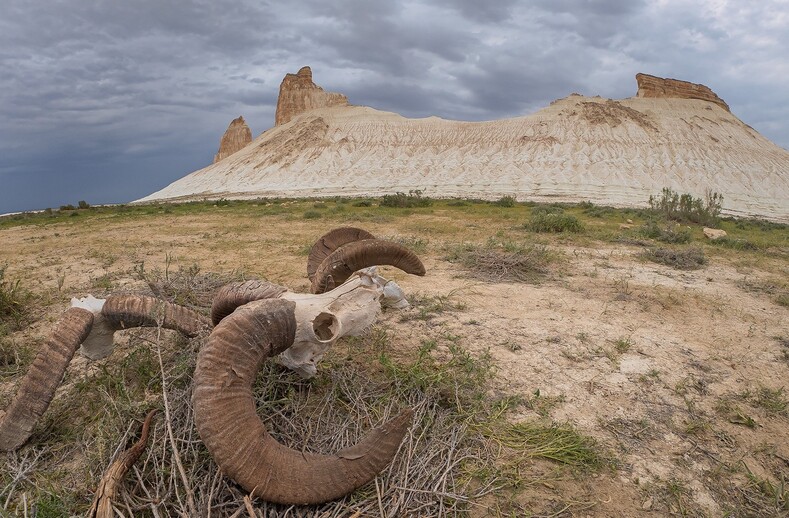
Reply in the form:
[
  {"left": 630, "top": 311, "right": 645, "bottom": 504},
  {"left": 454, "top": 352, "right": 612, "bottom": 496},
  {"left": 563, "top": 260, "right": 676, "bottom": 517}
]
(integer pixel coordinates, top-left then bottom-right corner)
[
  {"left": 210, "top": 280, "right": 287, "bottom": 326},
  {"left": 193, "top": 298, "right": 412, "bottom": 505},
  {"left": 307, "top": 227, "right": 376, "bottom": 282},
  {"left": 310, "top": 239, "right": 426, "bottom": 294},
  {"left": 0, "top": 307, "right": 94, "bottom": 451},
  {"left": 101, "top": 294, "right": 208, "bottom": 336}
]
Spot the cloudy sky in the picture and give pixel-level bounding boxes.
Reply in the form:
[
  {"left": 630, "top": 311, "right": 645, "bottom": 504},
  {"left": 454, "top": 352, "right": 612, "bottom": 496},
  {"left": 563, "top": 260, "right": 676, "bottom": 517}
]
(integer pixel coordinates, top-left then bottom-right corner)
[{"left": 1, "top": 0, "right": 787, "bottom": 213}]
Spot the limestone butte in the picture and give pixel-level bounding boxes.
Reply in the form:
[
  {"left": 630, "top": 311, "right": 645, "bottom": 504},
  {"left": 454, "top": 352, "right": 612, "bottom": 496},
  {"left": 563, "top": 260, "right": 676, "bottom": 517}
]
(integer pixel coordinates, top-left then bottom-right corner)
[
  {"left": 636, "top": 73, "right": 730, "bottom": 112},
  {"left": 274, "top": 66, "right": 348, "bottom": 126},
  {"left": 213, "top": 116, "right": 252, "bottom": 163},
  {"left": 138, "top": 73, "right": 788, "bottom": 222}
]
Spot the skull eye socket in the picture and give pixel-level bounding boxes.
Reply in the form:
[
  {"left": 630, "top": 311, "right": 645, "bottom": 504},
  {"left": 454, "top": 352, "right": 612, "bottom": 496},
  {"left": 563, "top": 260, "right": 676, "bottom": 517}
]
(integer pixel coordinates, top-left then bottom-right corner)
[{"left": 312, "top": 312, "right": 340, "bottom": 342}]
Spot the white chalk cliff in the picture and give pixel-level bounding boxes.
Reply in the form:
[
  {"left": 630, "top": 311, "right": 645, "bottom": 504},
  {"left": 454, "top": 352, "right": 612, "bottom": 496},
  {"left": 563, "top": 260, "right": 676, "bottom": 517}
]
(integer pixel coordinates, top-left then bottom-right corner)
[{"left": 138, "top": 69, "right": 789, "bottom": 221}]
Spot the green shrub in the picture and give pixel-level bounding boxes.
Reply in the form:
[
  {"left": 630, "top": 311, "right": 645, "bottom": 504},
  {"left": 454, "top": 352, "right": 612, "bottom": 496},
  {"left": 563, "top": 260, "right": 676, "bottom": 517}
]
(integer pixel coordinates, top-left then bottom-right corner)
[
  {"left": 648, "top": 188, "right": 723, "bottom": 227},
  {"left": 526, "top": 208, "right": 583, "bottom": 233},
  {"left": 352, "top": 200, "right": 373, "bottom": 207},
  {"left": 303, "top": 210, "right": 322, "bottom": 219},
  {"left": 639, "top": 220, "right": 692, "bottom": 244},
  {"left": 493, "top": 195, "right": 516, "bottom": 207},
  {"left": 59, "top": 204, "right": 76, "bottom": 211},
  {"left": 380, "top": 190, "right": 433, "bottom": 208},
  {"left": 77, "top": 200, "right": 90, "bottom": 209}
]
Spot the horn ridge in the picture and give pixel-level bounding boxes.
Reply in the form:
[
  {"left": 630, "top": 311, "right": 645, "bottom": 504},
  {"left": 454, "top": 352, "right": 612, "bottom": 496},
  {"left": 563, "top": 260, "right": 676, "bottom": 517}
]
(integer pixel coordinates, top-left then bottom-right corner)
[
  {"left": 310, "top": 239, "right": 426, "bottom": 294},
  {"left": 192, "top": 298, "right": 411, "bottom": 504},
  {"left": 102, "top": 294, "right": 208, "bottom": 336},
  {"left": 307, "top": 227, "right": 375, "bottom": 281},
  {"left": 0, "top": 307, "right": 94, "bottom": 451},
  {"left": 210, "top": 280, "right": 287, "bottom": 326}
]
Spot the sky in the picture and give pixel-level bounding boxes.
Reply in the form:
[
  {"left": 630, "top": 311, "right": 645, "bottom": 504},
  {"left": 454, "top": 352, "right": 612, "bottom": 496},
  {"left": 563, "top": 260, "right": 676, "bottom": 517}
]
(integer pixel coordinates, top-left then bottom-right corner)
[{"left": 1, "top": 0, "right": 788, "bottom": 214}]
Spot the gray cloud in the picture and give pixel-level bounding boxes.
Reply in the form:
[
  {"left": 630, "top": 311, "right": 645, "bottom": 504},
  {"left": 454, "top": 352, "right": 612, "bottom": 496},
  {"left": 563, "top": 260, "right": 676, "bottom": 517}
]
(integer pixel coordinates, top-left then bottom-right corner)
[{"left": 1, "top": 0, "right": 787, "bottom": 213}]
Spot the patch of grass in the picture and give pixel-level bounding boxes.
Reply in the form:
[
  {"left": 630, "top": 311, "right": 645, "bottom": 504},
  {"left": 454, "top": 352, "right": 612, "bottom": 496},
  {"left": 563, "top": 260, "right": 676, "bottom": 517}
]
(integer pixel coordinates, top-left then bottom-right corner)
[
  {"left": 0, "top": 333, "right": 32, "bottom": 378},
  {"left": 525, "top": 207, "right": 584, "bottom": 233},
  {"left": 385, "top": 234, "right": 429, "bottom": 254},
  {"left": 445, "top": 238, "right": 561, "bottom": 282},
  {"left": 708, "top": 236, "right": 761, "bottom": 251},
  {"left": 641, "top": 247, "right": 706, "bottom": 270},
  {"left": 490, "top": 422, "right": 606, "bottom": 470},
  {"left": 524, "top": 389, "right": 565, "bottom": 417},
  {"left": 639, "top": 220, "right": 692, "bottom": 243},
  {"left": 614, "top": 337, "right": 633, "bottom": 354},
  {"left": 0, "top": 266, "right": 33, "bottom": 329},
  {"left": 493, "top": 195, "right": 517, "bottom": 207},
  {"left": 403, "top": 291, "right": 467, "bottom": 321},
  {"left": 303, "top": 210, "right": 322, "bottom": 219},
  {"left": 716, "top": 399, "right": 757, "bottom": 428},
  {"left": 751, "top": 386, "right": 788, "bottom": 415},
  {"left": 737, "top": 277, "right": 789, "bottom": 307},
  {"left": 380, "top": 190, "right": 433, "bottom": 208}
]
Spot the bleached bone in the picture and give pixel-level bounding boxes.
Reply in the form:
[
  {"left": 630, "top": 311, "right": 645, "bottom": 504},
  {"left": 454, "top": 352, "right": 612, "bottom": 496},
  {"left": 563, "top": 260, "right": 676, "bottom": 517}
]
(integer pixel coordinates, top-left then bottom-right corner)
[
  {"left": 71, "top": 295, "right": 116, "bottom": 360},
  {"left": 278, "top": 267, "right": 408, "bottom": 377},
  {"left": 72, "top": 267, "right": 408, "bottom": 377}
]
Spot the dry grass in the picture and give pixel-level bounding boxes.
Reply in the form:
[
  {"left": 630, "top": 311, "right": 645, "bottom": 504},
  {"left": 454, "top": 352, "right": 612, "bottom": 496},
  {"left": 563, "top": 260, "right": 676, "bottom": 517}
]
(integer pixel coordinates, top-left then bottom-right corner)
[
  {"left": 444, "top": 239, "right": 561, "bottom": 283},
  {"left": 0, "top": 266, "right": 604, "bottom": 516}
]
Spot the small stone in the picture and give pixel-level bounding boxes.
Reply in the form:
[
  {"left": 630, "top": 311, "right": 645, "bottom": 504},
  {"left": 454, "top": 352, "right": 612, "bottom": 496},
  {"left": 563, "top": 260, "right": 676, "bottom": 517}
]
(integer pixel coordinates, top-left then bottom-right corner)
[
  {"left": 703, "top": 227, "right": 727, "bottom": 240},
  {"left": 642, "top": 497, "right": 653, "bottom": 510},
  {"left": 619, "top": 223, "right": 633, "bottom": 229},
  {"left": 627, "top": 219, "right": 634, "bottom": 224}
]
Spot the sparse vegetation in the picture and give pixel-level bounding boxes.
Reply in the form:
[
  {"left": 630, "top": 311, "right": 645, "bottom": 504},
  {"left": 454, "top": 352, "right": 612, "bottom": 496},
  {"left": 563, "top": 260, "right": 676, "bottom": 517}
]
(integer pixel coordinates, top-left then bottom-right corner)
[
  {"left": 494, "top": 195, "right": 517, "bottom": 207},
  {"left": 1, "top": 196, "right": 787, "bottom": 516},
  {"left": 641, "top": 246, "right": 706, "bottom": 270},
  {"left": 525, "top": 206, "right": 584, "bottom": 233},
  {"left": 639, "top": 219, "right": 692, "bottom": 243},
  {"left": 0, "top": 266, "right": 32, "bottom": 329},
  {"left": 380, "top": 189, "right": 433, "bottom": 208},
  {"left": 403, "top": 291, "right": 467, "bottom": 321},
  {"left": 445, "top": 238, "right": 561, "bottom": 282},
  {"left": 648, "top": 187, "right": 723, "bottom": 227}
]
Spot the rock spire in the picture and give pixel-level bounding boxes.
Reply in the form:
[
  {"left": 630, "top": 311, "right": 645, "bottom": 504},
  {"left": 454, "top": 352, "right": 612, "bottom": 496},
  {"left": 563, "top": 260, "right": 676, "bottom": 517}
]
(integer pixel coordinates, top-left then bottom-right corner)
[
  {"left": 274, "top": 66, "right": 349, "bottom": 126},
  {"left": 213, "top": 116, "right": 253, "bottom": 163}
]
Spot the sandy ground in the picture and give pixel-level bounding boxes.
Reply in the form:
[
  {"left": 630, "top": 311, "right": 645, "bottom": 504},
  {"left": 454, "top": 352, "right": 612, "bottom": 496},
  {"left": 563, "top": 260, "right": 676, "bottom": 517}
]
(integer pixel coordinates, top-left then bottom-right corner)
[{"left": 1, "top": 207, "right": 787, "bottom": 516}]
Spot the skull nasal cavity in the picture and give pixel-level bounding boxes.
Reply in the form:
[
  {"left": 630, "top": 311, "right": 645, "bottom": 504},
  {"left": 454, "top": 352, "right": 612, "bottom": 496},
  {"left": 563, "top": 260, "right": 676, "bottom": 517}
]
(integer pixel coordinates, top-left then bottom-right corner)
[{"left": 312, "top": 312, "right": 340, "bottom": 342}]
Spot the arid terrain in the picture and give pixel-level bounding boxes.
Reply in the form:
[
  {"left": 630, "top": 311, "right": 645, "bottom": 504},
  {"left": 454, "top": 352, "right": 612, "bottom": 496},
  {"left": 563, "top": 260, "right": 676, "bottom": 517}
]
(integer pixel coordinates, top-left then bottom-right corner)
[
  {"left": 1, "top": 197, "right": 787, "bottom": 516},
  {"left": 138, "top": 69, "right": 789, "bottom": 222}
]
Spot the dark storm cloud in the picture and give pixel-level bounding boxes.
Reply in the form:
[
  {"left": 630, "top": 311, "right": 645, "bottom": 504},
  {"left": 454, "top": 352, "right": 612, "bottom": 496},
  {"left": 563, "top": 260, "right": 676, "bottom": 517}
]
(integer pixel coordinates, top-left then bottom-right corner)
[{"left": 1, "top": 0, "right": 787, "bottom": 214}]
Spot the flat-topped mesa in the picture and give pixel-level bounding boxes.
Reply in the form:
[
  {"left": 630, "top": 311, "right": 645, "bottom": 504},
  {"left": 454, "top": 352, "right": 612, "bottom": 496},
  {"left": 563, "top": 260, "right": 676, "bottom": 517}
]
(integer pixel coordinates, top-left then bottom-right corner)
[
  {"left": 213, "top": 116, "right": 253, "bottom": 163},
  {"left": 275, "top": 66, "right": 349, "bottom": 126},
  {"left": 636, "top": 73, "right": 729, "bottom": 112}
]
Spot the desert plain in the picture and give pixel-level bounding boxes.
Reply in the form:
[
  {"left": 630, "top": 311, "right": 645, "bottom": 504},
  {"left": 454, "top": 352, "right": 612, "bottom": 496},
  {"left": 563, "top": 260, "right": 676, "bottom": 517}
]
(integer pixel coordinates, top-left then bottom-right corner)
[{"left": 0, "top": 197, "right": 787, "bottom": 517}]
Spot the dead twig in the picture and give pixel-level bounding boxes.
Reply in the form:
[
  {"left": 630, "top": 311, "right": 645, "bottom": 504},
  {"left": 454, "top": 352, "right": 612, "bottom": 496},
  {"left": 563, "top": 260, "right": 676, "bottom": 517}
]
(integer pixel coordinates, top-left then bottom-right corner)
[{"left": 88, "top": 409, "right": 157, "bottom": 518}]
